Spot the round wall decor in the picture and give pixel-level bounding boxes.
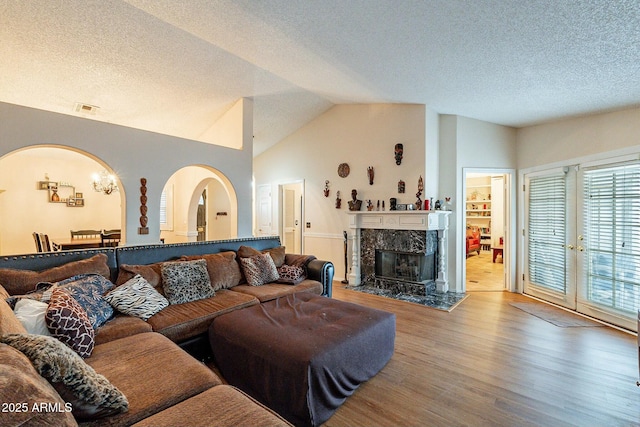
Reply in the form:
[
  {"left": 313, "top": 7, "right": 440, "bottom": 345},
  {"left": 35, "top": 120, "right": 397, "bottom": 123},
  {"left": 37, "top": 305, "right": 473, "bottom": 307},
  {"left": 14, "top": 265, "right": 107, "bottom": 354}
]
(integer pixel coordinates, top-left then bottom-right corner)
[{"left": 338, "top": 163, "right": 350, "bottom": 178}]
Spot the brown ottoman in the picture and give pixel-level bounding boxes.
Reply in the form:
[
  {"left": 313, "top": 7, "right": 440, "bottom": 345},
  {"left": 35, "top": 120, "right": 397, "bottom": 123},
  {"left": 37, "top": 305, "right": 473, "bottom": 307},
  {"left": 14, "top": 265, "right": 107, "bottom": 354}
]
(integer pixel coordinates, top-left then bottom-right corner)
[{"left": 209, "top": 292, "right": 396, "bottom": 427}]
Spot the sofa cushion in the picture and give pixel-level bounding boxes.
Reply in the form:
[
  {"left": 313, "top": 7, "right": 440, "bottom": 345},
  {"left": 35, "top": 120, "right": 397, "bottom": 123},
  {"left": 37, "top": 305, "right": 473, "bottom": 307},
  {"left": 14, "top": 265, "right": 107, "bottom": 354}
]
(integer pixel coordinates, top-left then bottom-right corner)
[
  {"left": 0, "top": 289, "right": 28, "bottom": 335},
  {"left": 103, "top": 275, "right": 169, "bottom": 320},
  {"left": 94, "top": 314, "right": 153, "bottom": 345},
  {"left": 0, "top": 343, "right": 77, "bottom": 427},
  {"left": 230, "top": 279, "right": 323, "bottom": 303},
  {"left": 276, "top": 264, "right": 306, "bottom": 285},
  {"left": 237, "top": 245, "right": 286, "bottom": 267},
  {"left": 161, "top": 259, "right": 214, "bottom": 305},
  {"left": 115, "top": 263, "right": 162, "bottom": 289},
  {"left": 0, "top": 253, "right": 111, "bottom": 296},
  {"left": 45, "top": 288, "right": 95, "bottom": 358},
  {"left": 0, "top": 334, "right": 128, "bottom": 421},
  {"left": 131, "top": 385, "right": 293, "bottom": 427},
  {"left": 146, "top": 289, "right": 258, "bottom": 343},
  {"left": 53, "top": 274, "right": 115, "bottom": 329},
  {"left": 181, "top": 251, "right": 242, "bottom": 290},
  {"left": 85, "top": 332, "right": 221, "bottom": 426},
  {"left": 239, "top": 253, "right": 279, "bottom": 287},
  {"left": 14, "top": 298, "right": 51, "bottom": 335}
]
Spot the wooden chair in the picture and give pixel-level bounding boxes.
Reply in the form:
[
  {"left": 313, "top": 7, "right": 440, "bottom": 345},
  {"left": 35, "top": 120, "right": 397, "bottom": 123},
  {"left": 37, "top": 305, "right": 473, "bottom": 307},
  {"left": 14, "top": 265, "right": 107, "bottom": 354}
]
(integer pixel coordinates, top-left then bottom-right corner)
[
  {"left": 36, "top": 233, "right": 60, "bottom": 252},
  {"left": 32, "top": 232, "right": 43, "bottom": 252},
  {"left": 100, "top": 231, "right": 121, "bottom": 247},
  {"left": 70, "top": 229, "right": 101, "bottom": 239}
]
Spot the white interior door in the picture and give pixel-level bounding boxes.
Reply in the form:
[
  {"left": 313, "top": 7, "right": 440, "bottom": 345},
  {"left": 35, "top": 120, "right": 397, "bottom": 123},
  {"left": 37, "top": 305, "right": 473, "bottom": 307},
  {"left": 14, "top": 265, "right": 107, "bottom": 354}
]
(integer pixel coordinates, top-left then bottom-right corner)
[
  {"left": 281, "top": 182, "right": 303, "bottom": 254},
  {"left": 256, "top": 184, "right": 272, "bottom": 236}
]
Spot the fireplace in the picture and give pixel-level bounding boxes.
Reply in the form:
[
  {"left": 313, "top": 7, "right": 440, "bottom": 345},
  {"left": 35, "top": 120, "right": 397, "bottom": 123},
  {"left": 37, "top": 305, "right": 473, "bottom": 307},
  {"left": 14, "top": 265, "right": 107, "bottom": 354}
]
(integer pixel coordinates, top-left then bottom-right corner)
[
  {"left": 348, "top": 211, "right": 451, "bottom": 292},
  {"left": 375, "top": 249, "right": 436, "bottom": 284}
]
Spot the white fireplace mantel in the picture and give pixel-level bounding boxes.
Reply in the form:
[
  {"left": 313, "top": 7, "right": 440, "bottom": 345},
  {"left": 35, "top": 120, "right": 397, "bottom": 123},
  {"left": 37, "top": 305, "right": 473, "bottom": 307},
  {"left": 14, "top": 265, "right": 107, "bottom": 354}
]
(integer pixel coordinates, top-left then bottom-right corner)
[{"left": 347, "top": 210, "right": 451, "bottom": 292}]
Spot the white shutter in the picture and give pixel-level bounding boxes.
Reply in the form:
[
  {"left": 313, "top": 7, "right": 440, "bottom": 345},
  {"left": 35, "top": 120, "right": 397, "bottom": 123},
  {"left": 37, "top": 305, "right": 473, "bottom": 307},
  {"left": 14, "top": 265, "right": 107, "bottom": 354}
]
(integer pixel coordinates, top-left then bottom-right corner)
[
  {"left": 528, "top": 174, "right": 567, "bottom": 294},
  {"left": 583, "top": 162, "right": 640, "bottom": 314}
]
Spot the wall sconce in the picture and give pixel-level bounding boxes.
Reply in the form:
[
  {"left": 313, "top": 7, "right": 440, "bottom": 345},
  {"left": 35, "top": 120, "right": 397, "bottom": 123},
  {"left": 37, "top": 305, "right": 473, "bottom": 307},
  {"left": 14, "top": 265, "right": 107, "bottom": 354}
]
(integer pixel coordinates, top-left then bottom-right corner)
[{"left": 92, "top": 170, "right": 119, "bottom": 195}]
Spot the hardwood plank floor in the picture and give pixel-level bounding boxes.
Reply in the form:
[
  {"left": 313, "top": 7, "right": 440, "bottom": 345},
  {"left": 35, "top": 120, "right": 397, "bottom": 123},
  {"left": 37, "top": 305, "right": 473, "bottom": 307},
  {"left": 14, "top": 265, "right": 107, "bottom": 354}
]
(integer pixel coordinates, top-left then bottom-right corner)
[
  {"left": 324, "top": 284, "right": 640, "bottom": 427},
  {"left": 466, "top": 249, "right": 505, "bottom": 292}
]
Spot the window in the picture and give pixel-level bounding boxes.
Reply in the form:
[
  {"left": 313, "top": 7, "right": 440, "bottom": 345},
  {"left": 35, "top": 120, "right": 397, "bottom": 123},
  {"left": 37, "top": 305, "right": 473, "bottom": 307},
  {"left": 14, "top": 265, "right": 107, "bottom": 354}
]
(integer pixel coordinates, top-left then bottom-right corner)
[
  {"left": 160, "top": 185, "right": 173, "bottom": 231},
  {"left": 583, "top": 162, "right": 640, "bottom": 313}
]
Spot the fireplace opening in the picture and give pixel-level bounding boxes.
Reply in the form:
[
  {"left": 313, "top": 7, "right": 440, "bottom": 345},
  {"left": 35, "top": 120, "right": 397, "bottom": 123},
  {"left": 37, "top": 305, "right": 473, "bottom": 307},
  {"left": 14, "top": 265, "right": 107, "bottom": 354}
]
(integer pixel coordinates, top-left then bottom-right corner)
[{"left": 375, "top": 249, "right": 436, "bottom": 284}]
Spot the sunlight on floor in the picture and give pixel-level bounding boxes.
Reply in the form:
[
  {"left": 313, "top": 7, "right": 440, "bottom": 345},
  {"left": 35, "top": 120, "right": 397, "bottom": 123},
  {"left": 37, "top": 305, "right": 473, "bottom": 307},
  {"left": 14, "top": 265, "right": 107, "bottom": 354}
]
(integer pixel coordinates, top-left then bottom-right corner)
[{"left": 466, "top": 249, "right": 505, "bottom": 291}]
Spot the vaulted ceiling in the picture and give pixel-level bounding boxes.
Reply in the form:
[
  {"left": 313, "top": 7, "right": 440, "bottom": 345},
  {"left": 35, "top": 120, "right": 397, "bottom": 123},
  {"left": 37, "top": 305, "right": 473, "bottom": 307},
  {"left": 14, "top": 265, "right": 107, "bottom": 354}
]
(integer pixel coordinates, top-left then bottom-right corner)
[{"left": 1, "top": 1, "right": 639, "bottom": 155}]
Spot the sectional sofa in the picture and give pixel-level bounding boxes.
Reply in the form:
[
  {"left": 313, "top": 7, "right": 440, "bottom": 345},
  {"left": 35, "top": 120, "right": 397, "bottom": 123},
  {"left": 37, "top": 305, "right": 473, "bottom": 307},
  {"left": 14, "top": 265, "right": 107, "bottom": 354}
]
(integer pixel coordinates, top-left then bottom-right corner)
[{"left": 0, "top": 236, "right": 334, "bottom": 427}]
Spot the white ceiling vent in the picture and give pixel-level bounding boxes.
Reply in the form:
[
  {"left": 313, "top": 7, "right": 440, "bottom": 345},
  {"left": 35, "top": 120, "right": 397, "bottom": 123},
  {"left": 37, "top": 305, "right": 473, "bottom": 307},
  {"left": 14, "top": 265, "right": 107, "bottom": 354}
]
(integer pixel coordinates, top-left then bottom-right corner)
[{"left": 74, "top": 103, "right": 99, "bottom": 115}]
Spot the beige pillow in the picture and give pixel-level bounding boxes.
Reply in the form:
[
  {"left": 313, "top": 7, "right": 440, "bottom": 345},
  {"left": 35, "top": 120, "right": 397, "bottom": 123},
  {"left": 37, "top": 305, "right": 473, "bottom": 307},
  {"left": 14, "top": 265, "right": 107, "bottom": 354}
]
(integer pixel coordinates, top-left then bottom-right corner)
[
  {"left": 237, "top": 245, "right": 286, "bottom": 268},
  {"left": 0, "top": 298, "right": 27, "bottom": 335}
]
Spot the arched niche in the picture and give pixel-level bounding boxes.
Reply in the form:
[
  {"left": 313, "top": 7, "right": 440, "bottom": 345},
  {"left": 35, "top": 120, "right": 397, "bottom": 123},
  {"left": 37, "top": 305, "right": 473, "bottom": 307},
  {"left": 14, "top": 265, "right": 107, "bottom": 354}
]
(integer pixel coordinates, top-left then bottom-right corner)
[
  {"left": 0, "top": 145, "right": 124, "bottom": 255},
  {"left": 160, "top": 165, "right": 237, "bottom": 243}
]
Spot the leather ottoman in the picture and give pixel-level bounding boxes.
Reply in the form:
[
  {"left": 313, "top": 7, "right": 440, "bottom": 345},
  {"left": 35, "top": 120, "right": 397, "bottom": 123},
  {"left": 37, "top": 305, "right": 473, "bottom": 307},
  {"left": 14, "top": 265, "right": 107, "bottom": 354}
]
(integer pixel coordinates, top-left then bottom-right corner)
[{"left": 209, "top": 292, "right": 396, "bottom": 427}]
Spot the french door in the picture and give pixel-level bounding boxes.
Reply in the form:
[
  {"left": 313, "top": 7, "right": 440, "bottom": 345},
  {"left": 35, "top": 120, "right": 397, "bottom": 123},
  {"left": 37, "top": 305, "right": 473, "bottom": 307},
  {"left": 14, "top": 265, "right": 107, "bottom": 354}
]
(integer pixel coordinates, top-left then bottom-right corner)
[{"left": 524, "top": 158, "right": 640, "bottom": 331}]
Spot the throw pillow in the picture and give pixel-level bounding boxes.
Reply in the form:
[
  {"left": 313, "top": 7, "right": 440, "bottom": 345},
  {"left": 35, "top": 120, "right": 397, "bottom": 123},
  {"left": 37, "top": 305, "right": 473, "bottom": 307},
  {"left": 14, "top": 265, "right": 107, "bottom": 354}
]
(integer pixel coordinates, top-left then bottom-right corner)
[
  {"left": 181, "top": 251, "right": 242, "bottom": 290},
  {"left": 104, "top": 274, "right": 169, "bottom": 320},
  {"left": 276, "top": 264, "right": 306, "bottom": 285},
  {"left": 161, "top": 259, "right": 215, "bottom": 304},
  {"left": 14, "top": 298, "right": 51, "bottom": 336},
  {"left": 240, "top": 252, "right": 279, "bottom": 286},
  {"left": 115, "top": 262, "right": 163, "bottom": 288},
  {"left": 0, "top": 253, "right": 111, "bottom": 296},
  {"left": 237, "top": 245, "right": 286, "bottom": 267},
  {"left": 54, "top": 274, "right": 115, "bottom": 329},
  {"left": 0, "top": 296, "right": 28, "bottom": 335},
  {"left": 0, "top": 333, "right": 129, "bottom": 421},
  {"left": 45, "top": 288, "right": 95, "bottom": 358}
]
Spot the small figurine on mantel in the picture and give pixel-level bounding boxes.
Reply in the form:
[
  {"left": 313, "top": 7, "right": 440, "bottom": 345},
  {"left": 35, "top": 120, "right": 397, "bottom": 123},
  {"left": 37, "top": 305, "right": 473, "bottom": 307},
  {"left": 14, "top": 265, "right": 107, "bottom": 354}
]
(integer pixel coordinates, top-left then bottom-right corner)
[
  {"left": 366, "top": 200, "right": 374, "bottom": 211},
  {"left": 434, "top": 199, "right": 442, "bottom": 210},
  {"left": 348, "top": 189, "right": 363, "bottom": 211},
  {"left": 376, "top": 200, "right": 380, "bottom": 211},
  {"left": 415, "top": 175, "right": 424, "bottom": 210}
]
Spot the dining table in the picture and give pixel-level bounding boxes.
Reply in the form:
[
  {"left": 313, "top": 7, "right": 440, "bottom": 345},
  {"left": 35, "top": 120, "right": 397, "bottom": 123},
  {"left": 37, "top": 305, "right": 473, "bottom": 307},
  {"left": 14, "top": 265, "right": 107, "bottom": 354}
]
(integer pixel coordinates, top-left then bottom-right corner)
[{"left": 51, "top": 237, "right": 102, "bottom": 250}]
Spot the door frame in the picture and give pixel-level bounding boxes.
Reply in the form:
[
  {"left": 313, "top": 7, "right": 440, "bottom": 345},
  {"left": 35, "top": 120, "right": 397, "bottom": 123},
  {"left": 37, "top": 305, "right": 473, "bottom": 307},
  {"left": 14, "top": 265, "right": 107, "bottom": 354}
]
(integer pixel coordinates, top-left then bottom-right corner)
[
  {"left": 278, "top": 180, "right": 305, "bottom": 254},
  {"left": 462, "top": 168, "right": 516, "bottom": 293}
]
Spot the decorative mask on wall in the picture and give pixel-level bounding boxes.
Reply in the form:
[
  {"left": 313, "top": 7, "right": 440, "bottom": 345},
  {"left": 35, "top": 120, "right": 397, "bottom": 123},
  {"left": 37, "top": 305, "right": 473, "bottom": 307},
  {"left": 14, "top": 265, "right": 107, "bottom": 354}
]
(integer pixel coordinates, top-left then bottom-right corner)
[
  {"left": 394, "top": 143, "right": 403, "bottom": 165},
  {"left": 367, "top": 166, "right": 374, "bottom": 185},
  {"left": 335, "top": 191, "right": 341, "bottom": 209},
  {"left": 324, "top": 180, "right": 330, "bottom": 197}
]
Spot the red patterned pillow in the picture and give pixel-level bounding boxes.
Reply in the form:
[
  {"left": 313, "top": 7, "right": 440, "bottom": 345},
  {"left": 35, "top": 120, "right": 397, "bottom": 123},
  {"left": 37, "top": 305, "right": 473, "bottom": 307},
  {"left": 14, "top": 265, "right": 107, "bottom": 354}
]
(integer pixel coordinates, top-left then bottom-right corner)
[{"left": 45, "top": 288, "right": 95, "bottom": 358}]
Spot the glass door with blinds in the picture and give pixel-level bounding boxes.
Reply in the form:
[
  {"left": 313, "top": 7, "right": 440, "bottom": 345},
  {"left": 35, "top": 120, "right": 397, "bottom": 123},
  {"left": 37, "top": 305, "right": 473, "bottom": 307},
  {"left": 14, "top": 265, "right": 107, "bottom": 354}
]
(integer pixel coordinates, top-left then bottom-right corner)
[
  {"left": 524, "top": 168, "right": 577, "bottom": 309},
  {"left": 524, "top": 159, "right": 640, "bottom": 330}
]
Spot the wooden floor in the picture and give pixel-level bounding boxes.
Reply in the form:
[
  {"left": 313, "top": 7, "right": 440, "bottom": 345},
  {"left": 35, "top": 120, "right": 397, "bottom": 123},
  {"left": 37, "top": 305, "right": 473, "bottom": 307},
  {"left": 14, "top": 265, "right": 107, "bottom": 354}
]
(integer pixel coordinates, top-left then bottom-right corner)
[
  {"left": 323, "top": 284, "right": 640, "bottom": 427},
  {"left": 466, "top": 249, "right": 505, "bottom": 292}
]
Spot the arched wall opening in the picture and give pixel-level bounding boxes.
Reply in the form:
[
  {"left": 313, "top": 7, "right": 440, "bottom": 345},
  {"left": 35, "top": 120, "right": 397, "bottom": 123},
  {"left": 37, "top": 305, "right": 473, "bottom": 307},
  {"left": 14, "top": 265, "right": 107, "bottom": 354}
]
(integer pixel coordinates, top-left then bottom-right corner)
[
  {"left": 0, "top": 145, "right": 124, "bottom": 255},
  {"left": 160, "top": 165, "right": 237, "bottom": 243}
]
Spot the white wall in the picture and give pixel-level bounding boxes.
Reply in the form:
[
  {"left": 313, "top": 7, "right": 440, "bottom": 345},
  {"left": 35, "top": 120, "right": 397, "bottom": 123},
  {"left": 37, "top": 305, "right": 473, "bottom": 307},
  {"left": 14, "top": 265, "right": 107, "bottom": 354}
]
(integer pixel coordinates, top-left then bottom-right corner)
[
  {"left": 0, "top": 148, "right": 121, "bottom": 255},
  {"left": 254, "top": 104, "right": 428, "bottom": 272},
  {"left": 0, "top": 101, "right": 253, "bottom": 248},
  {"left": 440, "top": 115, "right": 517, "bottom": 292},
  {"left": 517, "top": 107, "right": 640, "bottom": 169}
]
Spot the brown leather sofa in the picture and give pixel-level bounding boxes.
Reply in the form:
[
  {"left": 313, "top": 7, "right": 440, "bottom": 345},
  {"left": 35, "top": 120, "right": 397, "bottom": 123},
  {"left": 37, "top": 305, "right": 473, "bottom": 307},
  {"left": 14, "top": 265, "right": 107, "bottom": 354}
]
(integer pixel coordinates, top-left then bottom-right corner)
[{"left": 0, "top": 237, "right": 334, "bottom": 426}]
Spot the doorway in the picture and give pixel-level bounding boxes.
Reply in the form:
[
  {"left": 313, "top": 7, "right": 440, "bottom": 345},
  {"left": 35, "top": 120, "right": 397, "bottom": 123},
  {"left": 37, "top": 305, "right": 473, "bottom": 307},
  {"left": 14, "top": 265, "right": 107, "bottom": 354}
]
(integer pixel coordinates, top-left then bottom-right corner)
[
  {"left": 280, "top": 181, "right": 303, "bottom": 254},
  {"left": 464, "top": 169, "right": 514, "bottom": 292},
  {"left": 197, "top": 190, "right": 206, "bottom": 242}
]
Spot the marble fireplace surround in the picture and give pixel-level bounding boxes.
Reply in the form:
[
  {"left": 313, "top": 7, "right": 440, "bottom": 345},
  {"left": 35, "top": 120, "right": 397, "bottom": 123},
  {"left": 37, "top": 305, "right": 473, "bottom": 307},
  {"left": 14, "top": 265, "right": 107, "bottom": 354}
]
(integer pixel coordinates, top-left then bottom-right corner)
[{"left": 347, "top": 211, "right": 451, "bottom": 292}]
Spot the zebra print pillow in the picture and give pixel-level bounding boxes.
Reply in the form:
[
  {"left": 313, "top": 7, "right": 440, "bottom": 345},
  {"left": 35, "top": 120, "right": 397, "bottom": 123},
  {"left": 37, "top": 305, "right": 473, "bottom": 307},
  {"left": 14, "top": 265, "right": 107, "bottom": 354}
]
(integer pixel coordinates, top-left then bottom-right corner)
[{"left": 103, "top": 275, "right": 169, "bottom": 321}]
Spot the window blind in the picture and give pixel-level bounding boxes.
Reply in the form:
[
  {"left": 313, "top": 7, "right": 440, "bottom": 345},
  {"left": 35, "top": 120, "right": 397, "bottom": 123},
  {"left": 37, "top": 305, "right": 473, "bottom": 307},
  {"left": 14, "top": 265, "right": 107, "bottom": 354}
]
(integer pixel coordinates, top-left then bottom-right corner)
[
  {"left": 583, "top": 163, "right": 640, "bottom": 313},
  {"left": 528, "top": 175, "right": 567, "bottom": 294},
  {"left": 159, "top": 190, "right": 167, "bottom": 225}
]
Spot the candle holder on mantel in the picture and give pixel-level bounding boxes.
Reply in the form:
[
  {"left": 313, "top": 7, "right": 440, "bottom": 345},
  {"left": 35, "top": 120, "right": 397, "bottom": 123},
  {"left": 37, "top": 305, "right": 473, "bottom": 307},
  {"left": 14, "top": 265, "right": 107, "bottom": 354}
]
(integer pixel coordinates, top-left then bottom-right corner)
[{"left": 138, "top": 178, "right": 149, "bottom": 235}]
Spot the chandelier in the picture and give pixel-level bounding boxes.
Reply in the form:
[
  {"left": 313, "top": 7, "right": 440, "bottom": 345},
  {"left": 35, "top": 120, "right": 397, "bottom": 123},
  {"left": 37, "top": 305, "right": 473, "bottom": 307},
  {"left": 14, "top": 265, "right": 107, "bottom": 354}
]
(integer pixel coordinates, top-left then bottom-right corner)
[{"left": 92, "top": 170, "right": 119, "bottom": 195}]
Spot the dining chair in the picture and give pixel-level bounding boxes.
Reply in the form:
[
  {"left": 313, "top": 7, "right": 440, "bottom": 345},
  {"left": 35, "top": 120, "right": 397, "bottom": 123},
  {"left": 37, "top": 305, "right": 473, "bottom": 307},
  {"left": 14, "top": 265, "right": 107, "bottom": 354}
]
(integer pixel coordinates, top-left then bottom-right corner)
[
  {"left": 32, "top": 232, "right": 43, "bottom": 252},
  {"left": 37, "top": 233, "right": 60, "bottom": 252},
  {"left": 100, "top": 231, "right": 121, "bottom": 247},
  {"left": 70, "top": 229, "right": 101, "bottom": 239}
]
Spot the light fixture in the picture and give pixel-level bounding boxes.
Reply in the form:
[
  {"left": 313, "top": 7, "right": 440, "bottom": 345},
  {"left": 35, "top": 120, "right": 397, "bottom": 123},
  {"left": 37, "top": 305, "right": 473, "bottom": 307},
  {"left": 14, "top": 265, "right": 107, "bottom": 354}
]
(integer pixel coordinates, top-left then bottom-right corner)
[{"left": 92, "top": 170, "right": 119, "bottom": 195}]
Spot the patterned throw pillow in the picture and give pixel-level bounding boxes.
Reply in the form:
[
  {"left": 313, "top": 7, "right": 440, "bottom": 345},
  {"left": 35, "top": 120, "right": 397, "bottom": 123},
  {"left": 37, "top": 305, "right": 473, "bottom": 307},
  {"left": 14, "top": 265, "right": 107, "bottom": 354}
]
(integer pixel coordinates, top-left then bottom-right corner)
[
  {"left": 0, "top": 333, "right": 128, "bottom": 421},
  {"left": 161, "top": 259, "right": 215, "bottom": 304},
  {"left": 276, "top": 264, "right": 306, "bottom": 285},
  {"left": 240, "top": 253, "right": 279, "bottom": 286},
  {"left": 45, "top": 288, "right": 95, "bottom": 358},
  {"left": 55, "top": 274, "right": 115, "bottom": 329},
  {"left": 104, "top": 275, "right": 169, "bottom": 320}
]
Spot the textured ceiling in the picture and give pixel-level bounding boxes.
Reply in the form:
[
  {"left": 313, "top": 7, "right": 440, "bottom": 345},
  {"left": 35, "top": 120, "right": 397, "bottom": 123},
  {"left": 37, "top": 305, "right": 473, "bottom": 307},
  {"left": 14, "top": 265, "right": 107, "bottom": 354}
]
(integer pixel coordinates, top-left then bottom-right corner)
[{"left": 1, "top": 0, "right": 639, "bottom": 155}]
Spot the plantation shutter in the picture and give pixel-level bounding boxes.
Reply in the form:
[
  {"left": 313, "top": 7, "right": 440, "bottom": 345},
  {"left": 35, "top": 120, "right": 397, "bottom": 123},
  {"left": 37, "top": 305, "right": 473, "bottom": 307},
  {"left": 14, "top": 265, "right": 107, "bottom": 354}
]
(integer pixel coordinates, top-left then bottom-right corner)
[
  {"left": 528, "top": 174, "right": 567, "bottom": 294},
  {"left": 583, "top": 162, "right": 640, "bottom": 313}
]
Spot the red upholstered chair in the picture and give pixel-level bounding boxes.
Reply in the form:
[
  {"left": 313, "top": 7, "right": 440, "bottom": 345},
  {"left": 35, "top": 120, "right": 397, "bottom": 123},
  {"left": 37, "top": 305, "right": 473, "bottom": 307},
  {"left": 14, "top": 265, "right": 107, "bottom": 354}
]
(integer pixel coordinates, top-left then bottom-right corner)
[{"left": 466, "top": 226, "right": 481, "bottom": 257}]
